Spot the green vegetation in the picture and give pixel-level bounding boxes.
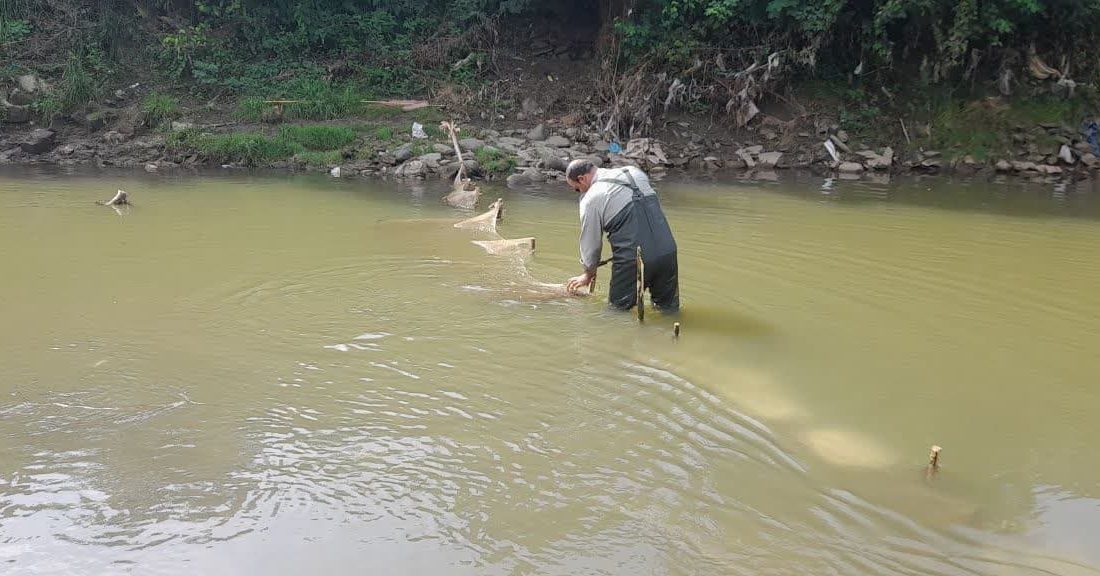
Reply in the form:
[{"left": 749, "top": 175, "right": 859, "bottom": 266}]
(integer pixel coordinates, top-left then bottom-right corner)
[
  {"left": 277, "top": 125, "right": 356, "bottom": 151},
  {"left": 141, "top": 92, "right": 180, "bottom": 127},
  {"left": 475, "top": 146, "right": 516, "bottom": 175}
]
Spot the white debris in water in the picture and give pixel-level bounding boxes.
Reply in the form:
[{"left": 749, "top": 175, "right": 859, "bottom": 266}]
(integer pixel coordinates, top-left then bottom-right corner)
[
  {"left": 324, "top": 344, "right": 350, "bottom": 352},
  {"left": 354, "top": 332, "right": 391, "bottom": 340},
  {"left": 369, "top": 362, "right": 420, "bottom": 380}
]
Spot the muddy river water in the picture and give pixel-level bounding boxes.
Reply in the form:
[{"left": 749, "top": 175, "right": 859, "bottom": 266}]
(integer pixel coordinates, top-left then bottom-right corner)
[{"left": 2, "top": 167, "right": 1099, "bottom": 575}]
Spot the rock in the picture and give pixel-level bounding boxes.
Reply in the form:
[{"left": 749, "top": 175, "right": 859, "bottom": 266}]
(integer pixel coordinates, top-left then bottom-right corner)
[
  {"left": 394, "top": 143, "right": 414, "bottom": 163},
  {"left": 838, "top": 161, "right": 864, "bottom": 173},
  {"left": 1, "top": 99, "right": 30, "bottom": 123},
  {"left": 760, "top": 128, "right": 778, "bottom": 141},
  {"left": 432, "top": 143, "right": 455, "bottom": 156},
  {"left": 458, "top": 138, "right": 486, "bottom": 152},
  {"left": 736, "top": 149, "right": 756, "bottom": 168},
  {"left": 1036, "top": 164, "right": 1062, "bottom": 175},
  {"left": 1059, "top": 144, "right": 1075, "bottom": 164},
  {"left": 170, "top": 121, "right": 194, "bottom": 132},
  {"left": 863, "top": 147, "right": 894, "bottom": 170},
  {"left": 329, "top": 166, "right": 342, "bottom": 178},
  {"left": 521, "top": 97, "right": 539, "bottom": 117},
  {"left": 7, "top": 88, "right": 34, "bottom": 106},
  {"left": 995, "top": 159, "right": 1013, "bottom": 172},
  {"left": 921, "top": 150, "right": 942, "bottom": 158},
  {"left": 394, "top": 159, "right": 427, "bottom": 178},
  {"left": 102, "top": 131, "right": 128, "bottom": 144},
  {"left": 545, "top": 135, "right": 571, "bottom": 148},
  {"left": 80, "top": 110, "right": 115, "bottom": 132},
  {"left": 1012, "top": 133, "right": 1028, "bottom": 144},
  {"left": 837, "top": 130, "right": 850, "bottom": 143},
  {"left": 1075, "top": 141, "right": 1095, "bottom": 154},
  {"left": 828, "top": 134, "right": 851, "bottom": 153},
  {"left": 757, "top": 151, "right": 783, "bottom": 168},
  {"left": 920, "top": 159, "right": 943, "bottom": 169},
  {"left": 506, "top": 172, "right": 533, "bottom": 187},
  {"left": 20, "top": 129, "right": 56, "bottom": 154},
  {"left": 17, "top": 74, "right": 47, "bottom": 94},
  {"left": 743, "top": 145, "right": 764, "bottom": 155},
  {"left": 1011, "top": 160, "right": 1038, "bottom": 172},
  {"left": 56, "top": 144, "right": 76, "bottom": 156},
  {"left": 536, "top": 147, "right": 568, "bottom": 172},
  {"left": 521, "top": 167, "right": 546, "bottom": 182},
  {"left": 527, "top": 123, "right": 548, "bottom": 141},
  {"left": 1082, "top": 153, "right": 1099, "bottom": 167},
  {"left": 418, "top": 152, "right": 443, "bottom": 169},
  {"left": 145, "top": 163, "right": 159, "bottom": 173}
]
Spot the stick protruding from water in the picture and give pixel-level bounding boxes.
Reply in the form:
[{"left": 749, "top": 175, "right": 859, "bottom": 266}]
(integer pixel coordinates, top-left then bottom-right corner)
[
  {"left": 926, "top": 445, "right": 942, "bottom": 478},
  {"left": 674, "top": 322, "right": 681, "bottom": 339}
]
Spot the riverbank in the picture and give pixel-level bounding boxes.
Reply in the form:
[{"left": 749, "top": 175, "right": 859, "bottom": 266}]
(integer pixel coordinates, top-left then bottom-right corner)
[{"left": 4, "top": 93, "right": 1100, "bottom": 186}]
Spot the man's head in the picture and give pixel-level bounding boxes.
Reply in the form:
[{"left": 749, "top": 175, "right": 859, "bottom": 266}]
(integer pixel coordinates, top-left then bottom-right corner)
[{"left": 565, "top": 159, "right": 598, "bottom": 194}]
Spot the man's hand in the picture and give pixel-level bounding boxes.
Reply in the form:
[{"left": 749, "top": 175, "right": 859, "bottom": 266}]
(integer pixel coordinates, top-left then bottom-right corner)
[{"left": 566, "top": 271, "right": 595, "bottom": 294}]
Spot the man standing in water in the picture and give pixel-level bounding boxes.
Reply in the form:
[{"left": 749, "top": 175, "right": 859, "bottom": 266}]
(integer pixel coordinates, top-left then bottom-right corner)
[{"left": 564, "top": 159, "right": 680, "bottom": 312}]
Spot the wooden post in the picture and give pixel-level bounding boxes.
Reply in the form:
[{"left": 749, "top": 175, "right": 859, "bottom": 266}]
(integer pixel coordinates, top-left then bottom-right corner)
[
  {"left": 636, "top": 246, "right": 645, "bottom": 322},
  {"left": 674, "top": 322, "right": 681, "bottom": 338},
  {"left": 926, "top": 445, "right": 942, "bottom": 478}
]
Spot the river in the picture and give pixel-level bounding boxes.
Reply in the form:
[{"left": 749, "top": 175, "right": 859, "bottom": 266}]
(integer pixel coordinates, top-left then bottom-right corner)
[{"left": 2, "top": 167, "right": 1099, "bottom": 575}]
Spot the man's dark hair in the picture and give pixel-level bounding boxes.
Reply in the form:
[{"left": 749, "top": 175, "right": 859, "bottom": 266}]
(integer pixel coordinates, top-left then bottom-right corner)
[{"left": 566, "top": 159, "right": 597, "bottom": 181}]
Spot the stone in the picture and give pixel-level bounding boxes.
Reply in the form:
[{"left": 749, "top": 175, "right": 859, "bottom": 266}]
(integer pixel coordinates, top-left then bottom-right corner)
[
  {"left": 394, "top": 159, "right": 427, "bottom": 178},
  {"left": 864, "top": 147, "right": 894, "bottom": 170},
  {"left": 1074, "top": 141, "right": 1094, "bottom": 154},
  {"left": 7, "top": 88, "right": 34, "bottom": 106},
  {"left": 506, "top": 172, "right": 533, "bottom": 187},
  {"left": 521, "top": 97, "right": 539, "bottom": 116},
  {"left": 1082, "top": 153, "right": 1099, "bottom": 167},
  {"left": 760, "top": 128, "right": 778, "bottom": 141},
  {"left": 920, "top": 159, "right": 943, "bottom": 169},
  {"left": 1012, "top": 133, "right": 1028, "bottom": 144},
  {"left": 828, "top": 134, "right": 851, "bottom": 153},
  {"left": 545, "top": 135, "right": 571, "bottom": 148},
  {"left": 536, "top": 147, "right": 568, "bottom": 172},
  {"left": 394, "top": 143, "right": 414, "bottom": 163},
  {"left": 757, "top": 151, "right": 783, "bottom": 168},
  {"left": 1011, "top": 160, "right": 1038, "bottom": 172},
  {"left": 145, "top": 163, "right": 159, "bottom": 172},
  {"left": 995, "top": 159, "right": 1013, "bottom": 172},
  {"left": 102, "top": 131, "right": 128, "bottom": 144},
  {"left": 432, "top": 143, "right": 454, "bottom": 156},
  {"left": 1037, "top": 164, "right": 1063, "bottom": 175},
  {"left": 521, "top": 167, "right": 546, "bottom": 182},
  {"left": 81, "top": 111, "right": 114, "bottom": 132},
  {"left": 418, "top": 152, "right": 443, "bottom": 169},
  {"left": 458, "top": 138, "right": 486, "bottom": 152},
  {"left": 17, "top": 74, "right": 46, "bottom": 94},
  {"left": 736, "top": 148, "right": 756, "bottom": 168},
  {"left": 56, "top": 144, "right": 76, "bottom": 156},
  {"left": 921, "top": 150, "right": 942, "bottom": 158},
  {"left": 170, "top": 121, "right": 194, "bottom": 132},
  {"left": 1, "top": 100, "right": 30, "bottom": 123},
  {"left": 498, "top": 136, "right": 524, "bottom": 148},
  {"left": 329, "top": 166, "right": 342, "bottom": 178},
  {"left": 527, "top": 123, "right": 548, "bottom": 141},
  {"left": 743, "top": 145, "right": 764, "bottom": 155},
  {"left": 20, "top": 129, "right": 56, "bottom": 154},
  {"left": 838, "top": 161, "right": 864, "bottom": 173}
]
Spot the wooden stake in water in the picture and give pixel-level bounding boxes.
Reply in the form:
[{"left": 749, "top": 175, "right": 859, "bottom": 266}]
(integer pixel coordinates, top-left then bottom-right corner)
[
  {"left": 926, "top": 445, "right": 942, "bottom": 478},
  {"left": 636, "top": 246, "right": 645, "bottom": 322},
  {"left": 674, "top": 322, "right": 681, "bottom": 339}
]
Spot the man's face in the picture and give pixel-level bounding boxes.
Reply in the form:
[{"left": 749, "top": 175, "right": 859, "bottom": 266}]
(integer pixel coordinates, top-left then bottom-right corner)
[{"left": 567, "top": 171, "right": 594, "bottom": 194}]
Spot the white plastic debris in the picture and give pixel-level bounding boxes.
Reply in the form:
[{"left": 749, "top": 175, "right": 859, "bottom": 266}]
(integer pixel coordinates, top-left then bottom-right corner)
[{"left": 411, "top": 122, "right": 428, "bottom": 139}]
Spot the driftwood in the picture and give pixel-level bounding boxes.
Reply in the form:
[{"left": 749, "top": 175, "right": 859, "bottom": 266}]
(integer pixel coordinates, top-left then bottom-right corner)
[
  {"left": 96, "top": 189, "right": 129, "bottom": 206},
  {"left": 454, "top": 198, "right": 503, "bottom": 232},
  {"left": 441, "top": 120, "right": 481, "bottom": 209}
]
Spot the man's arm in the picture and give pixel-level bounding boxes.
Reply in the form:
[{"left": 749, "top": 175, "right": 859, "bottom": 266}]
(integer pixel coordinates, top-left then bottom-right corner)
[{"left": 578, "top": 198, "right": 603, "bottom": 272}]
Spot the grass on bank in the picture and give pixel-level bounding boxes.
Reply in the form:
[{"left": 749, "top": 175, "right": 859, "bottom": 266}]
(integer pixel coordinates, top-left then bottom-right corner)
[
  {"left": 168, "top": 126, "right": 354, "bottom": 166},
  {"left": 475, "top": 146, "right": 515, "bottom": 174}
]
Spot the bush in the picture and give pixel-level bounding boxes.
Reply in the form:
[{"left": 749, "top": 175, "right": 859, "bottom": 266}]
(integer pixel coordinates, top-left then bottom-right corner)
[
  {"left": 475, "top": 146, "right": 515, "bottom": 174},
  {"left": 142, "top": 92, "right": 180, "bottom": 127},
  {"left": 278, "top": 124, "right": 357, "bottom": 150}
]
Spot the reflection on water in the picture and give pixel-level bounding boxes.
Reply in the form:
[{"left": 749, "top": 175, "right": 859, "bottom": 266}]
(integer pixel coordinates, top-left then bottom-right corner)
[{"left": 1, "top": 167, "right": 1099, "bottom": 575}]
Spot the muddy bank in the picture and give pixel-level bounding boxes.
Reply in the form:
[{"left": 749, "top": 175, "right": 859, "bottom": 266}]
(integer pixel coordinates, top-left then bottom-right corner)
[{"left": 2, "top": 79, "right": 1098, "bottom": 184}]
